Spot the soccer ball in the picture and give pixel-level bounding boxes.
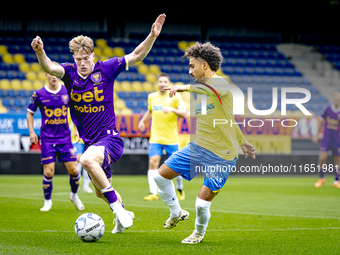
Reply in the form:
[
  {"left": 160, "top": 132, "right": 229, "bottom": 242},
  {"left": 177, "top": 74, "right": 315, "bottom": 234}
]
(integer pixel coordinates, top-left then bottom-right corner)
[{"left": 74, "top": 213, "right": 105, "bottom": 242}]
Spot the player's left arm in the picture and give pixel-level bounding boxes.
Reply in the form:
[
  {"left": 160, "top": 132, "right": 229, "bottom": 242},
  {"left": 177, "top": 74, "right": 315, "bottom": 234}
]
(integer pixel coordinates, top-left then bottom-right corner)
[
  {"left": 125, "top": 14, "right": 166, "bottom": 66},
  {"left": 240, "top": 141, "right": 256, "bottom": 159}
]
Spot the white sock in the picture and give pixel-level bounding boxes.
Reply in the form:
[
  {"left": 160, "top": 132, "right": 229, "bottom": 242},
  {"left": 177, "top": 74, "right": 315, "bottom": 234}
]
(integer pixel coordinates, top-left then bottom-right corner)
[
  {"left": 82, "top": 166, "right": 91, "bottom": 188},
  {"left": 154, "top": 171, "right": 182, "bottom": 218},
  {"left": 44, "top": 199, "right": 52, "bottom": 205},
  {"left": 174, "top": 176, "right": 183, "bottom": 191},
  {"left": 195, "top": 197, "right": 211, "bottom": 236},
  {"left": 147, "top": 169, "right": 159, "bottom": 195},
  {"left": 70, "top": 191, "right": 78, "bottom": 200}
]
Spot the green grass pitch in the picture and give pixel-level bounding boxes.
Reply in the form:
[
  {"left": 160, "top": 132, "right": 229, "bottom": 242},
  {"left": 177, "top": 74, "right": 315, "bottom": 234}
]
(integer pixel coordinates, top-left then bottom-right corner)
[{"left": 0, "top": 175, "right": 339, "bottom": 254}]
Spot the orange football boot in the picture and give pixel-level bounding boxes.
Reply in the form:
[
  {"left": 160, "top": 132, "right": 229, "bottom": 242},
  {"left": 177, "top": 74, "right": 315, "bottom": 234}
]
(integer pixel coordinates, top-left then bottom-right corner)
[{"left": 314, "top": 178, "right": 325, "bottom": 188}]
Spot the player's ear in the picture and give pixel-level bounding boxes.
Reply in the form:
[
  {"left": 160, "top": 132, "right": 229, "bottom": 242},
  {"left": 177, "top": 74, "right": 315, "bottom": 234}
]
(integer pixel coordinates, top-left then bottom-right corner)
[{"left": 203, "top": 62, "right": 208, "bottom": 70}]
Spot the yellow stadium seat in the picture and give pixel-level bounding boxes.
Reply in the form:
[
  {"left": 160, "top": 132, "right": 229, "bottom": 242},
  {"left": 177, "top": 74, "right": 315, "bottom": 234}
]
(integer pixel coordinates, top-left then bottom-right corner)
[
  {"left": 0, "top": 105, "right": 8, "bottom": 113},
  {"left": 13, "top": 53, "right": 25, "bottom": 63},
  {"left": 115, "top": 99, "right": 126, "bottom": 110},
  {"left": 2, "top": 54, "right": 13, "bottom": 63},
  {"left": 120, "top": 81, "right": 131, "bottom": 92},
  {"left": 152, "top": 82, "right": 159, "bottom": 91},
  {"left": 30, "top": 63, "right": 41, "bottom": 72},
  {"left": 149, "top": 64, "right": 160, "bottom": 74},
  {"left": 26, "top": 71, "right": 37, "bottom": 81},
  {"left": 119, "top": 108, "right": 133, "bottom": 116},
  {"left": 114, "top": 81, "right": 121, "bottom": 91},
  {"left": 145, "top": 73, "right": 157, "bottom": 83},
  {"left": 19, "top": 63, "right": 30, "bottom": 72},
  {"left": 98, "top": 55, "right": 109, "bottom": 62},
  {"left": 33, "top": 80, "right": 44, "bottom": 90},
  {"left": 0, "top": 45, "right": 8, "bottom": 54},
  {"left": 112, "top": 47, "right": 124, "bottom": 57},
  {"left": 142, "top": 82, "right": 154, "bottom": 92},
  {"left": 11, "top": 79, "right": 22, "bottom": 90},
  {"left": 0, "top": 79, "right": 11, "bottom": 90},
  {"left": 96, "top": 38, "right": 107, "bottom": 48},
  {"left": 131, "top": 81, "right": 143, "bottom": 92},
  {"left": 22, "top": 80, "right": 33, "bottom": 90},
  {"left": 37, "top": 72, "right": 47, "bottom": 81},
  {"left": 103, "top": 47, "right": 113, "bottom": 56},
  {"left": 94, "top": 47, "right": 103, "bottom": 56},
  {"left": 138, "top": 64, "right": 148, "bottom": 74},
  {"left": 178, "top": 41, "right": 187, "bottom": 51}
]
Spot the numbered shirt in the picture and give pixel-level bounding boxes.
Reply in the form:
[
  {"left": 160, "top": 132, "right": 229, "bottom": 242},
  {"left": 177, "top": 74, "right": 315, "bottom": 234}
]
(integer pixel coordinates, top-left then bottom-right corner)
[
  {"left": 27, "top": 84, "right": 71, "bottom": 143},
  {"left": 321, "top": 105, "right": 340, "bottom": 138},
  {"left": 60, "top": 57, "right": 128, "bottom": 144}
]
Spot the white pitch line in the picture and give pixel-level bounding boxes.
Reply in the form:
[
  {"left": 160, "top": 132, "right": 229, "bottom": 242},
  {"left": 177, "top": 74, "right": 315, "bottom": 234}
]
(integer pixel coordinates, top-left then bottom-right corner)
[
  {"left": 0, "top": 227, "right": 339, "bottom": 233},
  {"left": 1, "top": 194, "right": 340, "bottom": 220}
]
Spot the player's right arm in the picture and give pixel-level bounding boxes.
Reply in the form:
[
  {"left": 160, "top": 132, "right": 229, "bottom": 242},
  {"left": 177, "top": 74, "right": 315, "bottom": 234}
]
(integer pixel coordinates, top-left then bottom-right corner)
[
  {"left": 313, "top": 118, "right": 324, "bottom": 144},
  {"left": 31, "top": 36, "right": 64, "bottom": 77},
  {"left": 27, "top": 111, "right": 38, "bottom": 145},
  {"left": 138, "top": 110, "right": 152, "bottom": 132}
]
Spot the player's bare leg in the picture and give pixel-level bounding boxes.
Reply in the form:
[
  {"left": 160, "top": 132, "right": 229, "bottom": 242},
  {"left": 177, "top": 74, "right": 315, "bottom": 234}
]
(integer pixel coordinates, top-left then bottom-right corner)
[
  {"left": 315, "top": 152, "right": 328, "bottom": 188},
  {"left": 41, "top": 162, "right": 55, "bottom": 211},
  {"left": 80, "top": 145, "right": 133, "bottom": 228},
  {"left": 64, "top": 161, "right": 84, "bottom": 211},
  {"left": 144, "top": 155, "right": 161, "bottom": 201},
  {"left": 182, "top": 185, "right": 216, "bottom": 244},
  {"left": 154, "top": 163, "right": 189, "bottom": 229}
]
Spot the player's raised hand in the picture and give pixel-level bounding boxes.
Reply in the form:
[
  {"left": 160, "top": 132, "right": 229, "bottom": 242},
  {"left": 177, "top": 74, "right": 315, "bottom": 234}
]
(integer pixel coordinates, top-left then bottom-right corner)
[
  {"left": 31, "top": 36, "right": 44, "bottom": 53},
  {"left": 164, "top": 85, "right": 187, "bottom": 97},
  {"left": 241, "top": 141, "right": 256, "bottom": 159},
  {"left": 138, "top": 121, "right": 146, "bottom": 132},
  {"left": 150, "top": 13, "right": 166, "bottom": 38}
]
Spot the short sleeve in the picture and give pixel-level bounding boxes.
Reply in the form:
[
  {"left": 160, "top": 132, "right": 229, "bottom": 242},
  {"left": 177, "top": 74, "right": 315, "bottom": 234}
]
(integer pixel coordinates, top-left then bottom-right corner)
[
  {"left": 321, "top": 108, "right": 328, "bottom": 119},
  {"left": 27, "top": 91, "right": 39, "bottom": 113},
  {"left": 148, "top": 94, "right": 152, "bottom": 112},
  {"left": 102, "top": 57, "right": 128, "bottom": 80},
  {"left": 60, "top": 63, "right": 76, "bottom": 88}
]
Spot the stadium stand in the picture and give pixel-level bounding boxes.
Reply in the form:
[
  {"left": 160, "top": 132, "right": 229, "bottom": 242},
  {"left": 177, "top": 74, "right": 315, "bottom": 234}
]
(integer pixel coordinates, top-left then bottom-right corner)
[{"left": 0, "top": 33, "right": 329, "bottom": 115}]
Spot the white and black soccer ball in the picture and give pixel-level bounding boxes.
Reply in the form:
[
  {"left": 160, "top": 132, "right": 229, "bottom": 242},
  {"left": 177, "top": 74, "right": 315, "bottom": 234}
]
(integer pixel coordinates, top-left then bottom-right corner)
[{"left": 74, "top": 213, "right": 105, "bottom": 242}]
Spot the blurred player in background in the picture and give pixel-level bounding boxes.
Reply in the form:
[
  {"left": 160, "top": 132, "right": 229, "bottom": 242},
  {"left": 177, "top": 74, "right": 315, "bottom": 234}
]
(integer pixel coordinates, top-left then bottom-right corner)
[
  {"left": 27, "top": 70, "right": 84, "bottom": 212},
  {"left": 68, "top": 111, "right": 93, "bottom": 193},
  {"left": 313, "top": 92, "right": 340, "bottom": 188},
  {"left": 153, "top": 42, "right": 256, "bottom": 244},
  {"left": 31, "top": 13, "right": 166, "bottom": 232},
  {"left": 138, "top": 73, "right": 187, "bottom": 201}
]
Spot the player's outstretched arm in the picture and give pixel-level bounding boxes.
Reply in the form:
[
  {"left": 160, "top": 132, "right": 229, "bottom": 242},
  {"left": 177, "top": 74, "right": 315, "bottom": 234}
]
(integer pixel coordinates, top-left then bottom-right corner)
[
  {"left": 164, "top": 85, "right": 188, "bottom": 97},
  {"left": 31, "top": 36, "right": 64, "bottom": 77},
  {"left": 125, "top": 14, "right": 166, "bottom": 66},
  {"left": 138, "top": 110, "right": 152, "bottom": 132},
  {"left": 240, "top": 141, "right": 256, "bottom": 159}
]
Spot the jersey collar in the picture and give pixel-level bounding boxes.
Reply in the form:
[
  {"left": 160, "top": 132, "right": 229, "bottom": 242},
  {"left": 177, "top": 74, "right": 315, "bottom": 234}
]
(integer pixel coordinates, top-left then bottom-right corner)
[{"left": 45, "top": 83, "right": 62, "bottom": 94}]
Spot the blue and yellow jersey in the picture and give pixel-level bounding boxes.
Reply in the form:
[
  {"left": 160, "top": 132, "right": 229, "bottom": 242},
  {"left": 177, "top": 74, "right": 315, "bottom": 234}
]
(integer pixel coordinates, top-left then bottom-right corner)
[
  {"left": 188, "top": 75, "right": 246, "bottom": 161},
  {"left": 148, "top": 91, "right": 186, "bottom": 145}
]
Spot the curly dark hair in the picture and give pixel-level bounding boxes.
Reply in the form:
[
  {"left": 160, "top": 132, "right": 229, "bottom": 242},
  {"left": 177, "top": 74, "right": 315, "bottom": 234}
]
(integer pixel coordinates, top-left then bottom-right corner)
[{"left": 183, "top": 42, "right": 223, "bottom": 72}]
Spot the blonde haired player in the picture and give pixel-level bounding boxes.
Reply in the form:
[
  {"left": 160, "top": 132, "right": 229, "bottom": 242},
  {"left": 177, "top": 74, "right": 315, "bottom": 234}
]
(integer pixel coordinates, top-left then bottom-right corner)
[
  {"left": 138, "top": 73, "right": 187, "bottom": 201},
  {"left": 31, "top": 13, "right": 166, "bottom": 232}
]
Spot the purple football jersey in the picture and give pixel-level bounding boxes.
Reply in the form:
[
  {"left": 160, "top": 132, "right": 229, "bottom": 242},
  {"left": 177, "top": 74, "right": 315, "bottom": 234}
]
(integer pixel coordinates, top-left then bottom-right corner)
[
  {"left": 60, "top": 57, "right": 127, "bottom": 144},
  {"left": 27, "top": 84, "right": 71, "bottom": 143},
  {"left": 321, "top": 105, "right": 340, "bottom": 139}
]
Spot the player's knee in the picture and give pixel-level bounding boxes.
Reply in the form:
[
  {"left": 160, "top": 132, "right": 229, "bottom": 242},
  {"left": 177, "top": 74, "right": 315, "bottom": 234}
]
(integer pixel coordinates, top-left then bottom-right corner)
[
  {"left": 154, "top": 171, "right": 170, "bottom": 186},
  {"left": 149, "top": 157, "right": 160, "bottom": 169},
  {"left": 79, "top": 154, "right": 95, "bottom": 171},
  {"left": 195, "top": 197, "right": 211, "bottom": 211}
]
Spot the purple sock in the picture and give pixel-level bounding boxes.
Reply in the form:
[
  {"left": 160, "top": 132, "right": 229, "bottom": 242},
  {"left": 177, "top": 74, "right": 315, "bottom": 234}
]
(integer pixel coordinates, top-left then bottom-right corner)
[
  {"left": 42, "top": 175, "right": 53, "bottom": 200},
  {"left": 69, "top": 173, "right": 80, "bottom": 193},
  {"left": 319, "top": 166, "right": 326, "bottom": 179},
  {"left": 101, "top": 186, "right": 118, "bottom": 204},
  {"left": 335, "top": 168, "right": 339, "bottom": 181}
]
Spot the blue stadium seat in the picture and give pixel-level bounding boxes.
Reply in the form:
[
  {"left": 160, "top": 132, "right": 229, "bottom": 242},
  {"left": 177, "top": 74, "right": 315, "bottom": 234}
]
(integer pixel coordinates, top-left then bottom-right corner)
[
  {"left": 140, "top": 92, "right": 148, "bottom": 100},
  {"left": 125, "top": 100, "right": 137, "bottom": 109},
  {"left": 117, "top": 91, "right": 129, "bottom": 99},
  {"left": 2, "top": 98, "right": 12, "bottom": 107},
  {"left": 130, "top": 91, "right": 140, "bottom": 99}
]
